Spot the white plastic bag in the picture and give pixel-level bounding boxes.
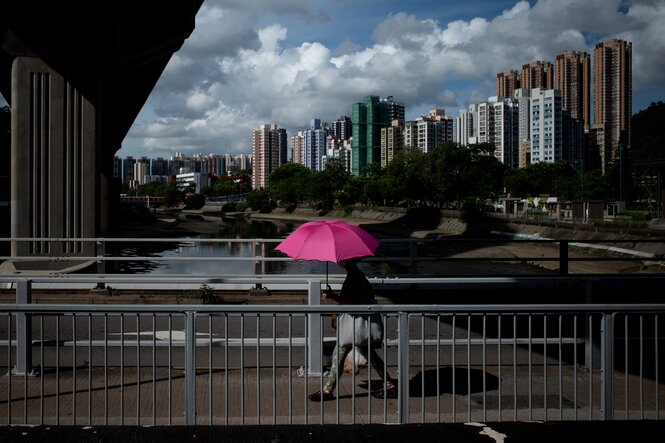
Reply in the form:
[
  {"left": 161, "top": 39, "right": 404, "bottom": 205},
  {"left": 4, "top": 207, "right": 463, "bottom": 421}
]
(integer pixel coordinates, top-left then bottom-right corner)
[
  {"left": 343, "top": 346, "right": 368, "bottom": 374},
  {"left": 337, "top": 313, "right": 383, "bottom": 347}
]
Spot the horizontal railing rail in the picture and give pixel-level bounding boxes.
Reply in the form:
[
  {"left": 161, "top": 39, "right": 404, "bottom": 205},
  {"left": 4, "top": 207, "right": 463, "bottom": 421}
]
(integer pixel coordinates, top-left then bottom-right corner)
[{"left": 1, "top": 237, "right": 664, "bottom": 277}]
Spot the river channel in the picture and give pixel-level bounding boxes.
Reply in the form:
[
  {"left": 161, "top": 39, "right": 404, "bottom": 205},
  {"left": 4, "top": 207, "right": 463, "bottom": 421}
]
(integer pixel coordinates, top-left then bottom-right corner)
[{"left": 105, "top": 216, "right": 409, "bottom": 277}]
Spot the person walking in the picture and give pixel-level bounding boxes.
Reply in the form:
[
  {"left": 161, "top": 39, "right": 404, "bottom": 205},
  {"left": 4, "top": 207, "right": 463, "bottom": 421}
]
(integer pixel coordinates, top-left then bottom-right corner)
[{"left": 309, "top": 257, "right": 398, "bottom": 401}]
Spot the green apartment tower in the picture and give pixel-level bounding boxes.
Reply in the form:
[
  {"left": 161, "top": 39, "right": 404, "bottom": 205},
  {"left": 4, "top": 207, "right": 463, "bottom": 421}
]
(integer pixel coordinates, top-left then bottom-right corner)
[{"left": 351, "top": 95, "right": 389, "bottom": 176}]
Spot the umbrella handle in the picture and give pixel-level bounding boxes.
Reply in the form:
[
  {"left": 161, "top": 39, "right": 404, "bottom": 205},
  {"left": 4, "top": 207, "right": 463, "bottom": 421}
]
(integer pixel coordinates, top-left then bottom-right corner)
[{"left": 326, "top": 284, "right": 332, "bottom": 291}]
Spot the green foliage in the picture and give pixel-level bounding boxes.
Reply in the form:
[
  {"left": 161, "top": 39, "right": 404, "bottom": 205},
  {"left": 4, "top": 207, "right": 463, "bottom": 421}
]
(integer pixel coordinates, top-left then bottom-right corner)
[
  {"left": 631, "top": 101, "right": 665, "bottom": 162},
  {"left": 195, "top": 283, "right": 220, "bottom": 304},
  {"left": 221, "top": 202, "right": 237, "bottom": 212},
  {"left": 458, "top": 197, "right": 484, "bottom": 225},
  {"left": 183, "top": 193, "right": 206, "bottom": 209},
  {"left": 246, "top": 188, "right": 275, "bottom": 212},
  {"left": 268, "top": 163, "right": 313, "bottom": 205}
]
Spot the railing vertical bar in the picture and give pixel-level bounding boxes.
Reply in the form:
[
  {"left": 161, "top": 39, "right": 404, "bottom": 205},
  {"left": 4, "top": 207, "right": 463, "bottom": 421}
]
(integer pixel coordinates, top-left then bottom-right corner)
[
  {"left": 528, "top": 313, "right": 532, "bottom": 422},
  {"left": 625, "top": 315, "right": 629, "bottom": 419},
  {"left": 421, "top": 313, "right": 425, "bottom": 423},
  {"left": 351, "top": 313, "right": 356, "bottom": 425},
  {"left": 240, "top": 313, "right": 245, "bottom": 425},
  {"left": 640, "top": 315, "right": 644, "bottom": 419},
  {"left": 600, "top": 313, "right": 614, "bottom": 420},
  {"left": 543, "top": 314, "right": 548, "bottom": 421},
  {"left": 331, "top": 313, "right": 336, "bottom": 424},
  {"left": 40, "top": 315, "right": 45, "bottom": 425},
  {"left": 397, "top": 311, "right": 410, "bottom": 424},
  {"left": 56, "top": 315, "right": 60, "bottom": 425},
  {"left": 382, "top": 313, "right": 389, "bottom": 422},
  {"left": 208, "top": 315, "right": 213, "bottom": 426},
  {"left": 366, "top": 313, "right": 373, "bottom": 423},
  {"left": 338, "top": 310, "right": 342, "bottom": 425},
  {"left": 272, "top": 314, "right": 276, "bottom": 425},
  {"left": 104, "top": 314, "right": 108, "bottom": 426},
  {"left": 15, "top": 279, "right": 32, "bottom": 378},
  {"left": 436, "top": 313, "right": 441, "bottom": 422},
  {"left": 497, "top": 313, "right": 502, "bottom": 422},
  {"left": 558, "top": 314, "right": 563, "bottom": 421},
  {"left": 224, "top": 314, "right": 229, "bottom": 425},
  {"left": 88, "top": 314, "right": 92, "bottom": 425},
  {"left": 120, "top": 313, "right": 125, "bottom": 425},
  {"left": 255, "top": 314, "right": 260, "bottom": 425},
  {"left": 72, "top": 313, "right": 77, "bottom": 426},
  {"left": 656, "top": 315, "right": 660, "bottom": 418},
  {"left": 6, "top": 314, "right": 11, "bottom": 425},
  {"left": 452, "top": 314, "right": 456, "bottom": 422},
  {"left": 573, "top": 314, "right": 578, "bottom": 421},
  {"left": 513, "top": 315, "right": 517, "bottom": 421},
  {"left": 168, "top": 314, "right": 173, "bottom": 426},
  {"left": 304, "top": 313, "right": 309, "bottom": 425},
  {"left": 467, "top": 314, "right": 471, "bottom": 422},
  {"left": 152, "top": 314, "right": 157, "bottom": 426},
  {"left": 287, "top": 314, "right": 293, "bottom": 425},
  {"left": 588, "top": 313, "right": 593, "bottom": 420},
  {"left": 136, "top": 314, "right": 141, "bottom": 425},
  {"left": 184, "top": 311, "right": 196, "bottom": 425},
  {"left": 482, "top": 314, "right": 487, "bottom": 423}
]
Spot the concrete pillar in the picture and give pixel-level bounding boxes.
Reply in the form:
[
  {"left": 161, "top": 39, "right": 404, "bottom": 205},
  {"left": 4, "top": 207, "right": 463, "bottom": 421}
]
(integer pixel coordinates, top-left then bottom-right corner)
[{"left": 11, "top": 56, "right": 97, "bottom": 260}]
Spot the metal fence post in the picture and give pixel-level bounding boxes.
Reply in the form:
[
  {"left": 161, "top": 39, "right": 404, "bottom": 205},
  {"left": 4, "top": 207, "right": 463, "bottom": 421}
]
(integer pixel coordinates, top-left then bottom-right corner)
[
  {"left": 307, "top": 280, "right": 323, "bottom": 375},
  {"left": 559, "top": 240, "right": 569, "bottom": 275},
  {"left": 409, "top": 240, "right": 418, "bottom": 276},
  {"left": 14, "top": 278, "right": 32, "bottom": 376},
  {"left": 397, "top": 311, "right": 410, "bottom": 423},
  {"left": 185, "top": 311, "right": 196, "bottom": 425},
  {"left": 600, "top": 312, "right": 614, "bottom": 420}
]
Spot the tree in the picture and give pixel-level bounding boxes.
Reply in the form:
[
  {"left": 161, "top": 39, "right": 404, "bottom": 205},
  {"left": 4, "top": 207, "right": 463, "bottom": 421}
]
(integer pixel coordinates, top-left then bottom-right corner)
[
  {"left": 309, "top": 159, "right": 351, "bottom": 210},
  {"left": 268, "top": 163, "right": 313, "bottom": 206}
]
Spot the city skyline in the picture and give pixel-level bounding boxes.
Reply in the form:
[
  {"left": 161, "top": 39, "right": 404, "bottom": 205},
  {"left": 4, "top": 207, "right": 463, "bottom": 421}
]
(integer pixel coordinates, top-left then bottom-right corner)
[{"left": 1, "top": 1, "right": 663, "bottom": 160}]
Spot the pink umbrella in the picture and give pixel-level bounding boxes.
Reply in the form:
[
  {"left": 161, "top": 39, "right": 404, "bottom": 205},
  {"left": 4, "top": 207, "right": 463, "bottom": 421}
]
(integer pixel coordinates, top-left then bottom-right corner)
[{"left": 274, "top": 219, "right": 380, "bottom": 285}]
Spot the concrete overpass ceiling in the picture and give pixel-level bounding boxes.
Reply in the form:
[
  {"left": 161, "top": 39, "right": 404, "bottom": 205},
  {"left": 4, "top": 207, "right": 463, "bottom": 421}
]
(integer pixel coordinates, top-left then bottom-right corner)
[{"left": 0, "top": 0, "right": 204, "bottom": 152}]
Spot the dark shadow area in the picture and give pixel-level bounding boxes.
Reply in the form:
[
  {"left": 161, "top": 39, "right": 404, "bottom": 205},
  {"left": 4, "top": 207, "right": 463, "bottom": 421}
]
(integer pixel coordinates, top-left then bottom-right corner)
[{"left": 408, "top": 367, "right": 499, "bottom": 397}]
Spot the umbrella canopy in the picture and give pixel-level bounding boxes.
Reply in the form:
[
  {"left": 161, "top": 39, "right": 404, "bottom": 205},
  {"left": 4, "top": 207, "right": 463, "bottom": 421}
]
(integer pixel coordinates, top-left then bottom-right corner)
[{"left": 274, "top": 219, "right": 379, "bottom": 264}]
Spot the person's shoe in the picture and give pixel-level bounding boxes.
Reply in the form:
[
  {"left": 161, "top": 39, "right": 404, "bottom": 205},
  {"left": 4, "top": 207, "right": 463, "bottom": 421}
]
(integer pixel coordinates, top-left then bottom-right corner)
[
  {"left": 309, "top": 390, "right": 335, "bottom": 401},
  {"left": 372, "top": 384, "right": 397, "bottom": 399}
]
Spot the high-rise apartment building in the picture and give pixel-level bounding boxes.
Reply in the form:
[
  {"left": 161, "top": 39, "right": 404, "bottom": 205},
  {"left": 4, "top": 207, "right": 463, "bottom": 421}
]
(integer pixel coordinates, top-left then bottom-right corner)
[
  {"left": 352, "top": 95, "right": 389, "bottom": 176},
  {"left": 529, "top": 88, "right": 563, "bottom": 164},
  {"left": 291, "top": 131, "right": 305, "bottom": 165},
  {"left": 491, "top": 98, "right": 520, "bottom": 169},
  {"left": 453, "top": 109, "right": 472, "bottom": 147},
  {"left": 380, "top": 119, "right": 405, "bottom": 167},
  {"left": 594, "top": 38, "right": 632, "bottom": 173},
  {"left": 514, "top": 88, "right": 531, "bottom": 143},
  {"left": 381, "top": 96, "right": 405, "bottom": 121},
  {"left": 252, "top": 124, "right": 286, "bottom": 189},
  {"left": 555, "top": 50, "right": 591, "bottom": 129},
  {"left": 150, "top": 157, "right": 169, "bottom": 176},
  {"left": 521, "top": 61, "right": 554, "bottom": 90},
  {"left": 122, "top": 156, "right": 136, "bottom": 186},
  {"left": 413, "top": 109, "right": 453, "bottom": 154},
  {"left": 303, "top": 118, "right": 328, "bottom": 172},
  {"left": 496, "top": 69, "right": 520, "bottom": 98},
  {"left": 330, "top": 116, "right": 352, "bottom": 141}
]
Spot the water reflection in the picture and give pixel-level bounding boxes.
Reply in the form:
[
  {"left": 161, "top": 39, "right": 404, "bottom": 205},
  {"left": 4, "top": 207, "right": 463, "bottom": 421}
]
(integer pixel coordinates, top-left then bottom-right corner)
[{"left": 109, "top": 216, "right": 387, "bottom": 276}]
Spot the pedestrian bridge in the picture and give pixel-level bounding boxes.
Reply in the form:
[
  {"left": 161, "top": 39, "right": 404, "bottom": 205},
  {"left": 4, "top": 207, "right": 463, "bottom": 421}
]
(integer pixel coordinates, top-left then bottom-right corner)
[{"left": 1, "top": 236, "right": 664, "bottom": 428}]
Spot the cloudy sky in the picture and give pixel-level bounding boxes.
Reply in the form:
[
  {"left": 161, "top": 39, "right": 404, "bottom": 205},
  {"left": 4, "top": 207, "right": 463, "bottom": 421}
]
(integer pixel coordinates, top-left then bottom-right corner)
[{"left": 4, "top": 0, "right": 664, "bottom": 159}]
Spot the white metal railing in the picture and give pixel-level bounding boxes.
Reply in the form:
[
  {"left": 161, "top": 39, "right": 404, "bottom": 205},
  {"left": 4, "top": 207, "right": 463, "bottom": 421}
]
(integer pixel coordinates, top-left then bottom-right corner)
[{"left": 1, "top": 301, "right": 664, "bottom": 425}]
